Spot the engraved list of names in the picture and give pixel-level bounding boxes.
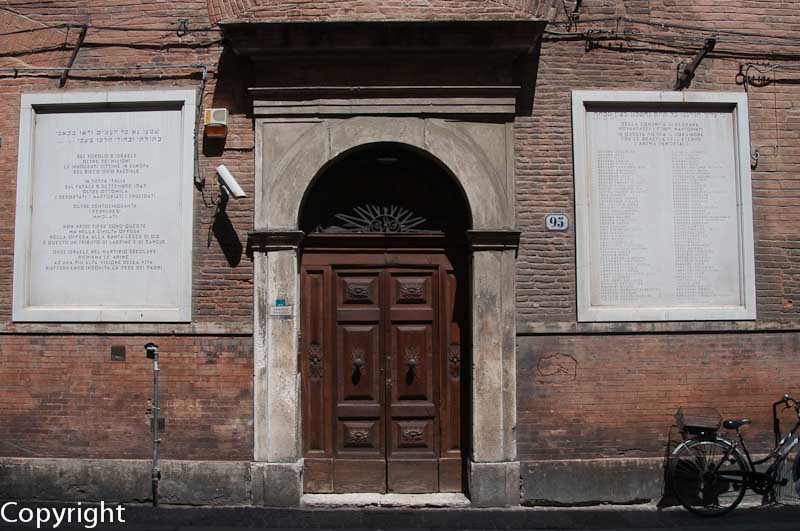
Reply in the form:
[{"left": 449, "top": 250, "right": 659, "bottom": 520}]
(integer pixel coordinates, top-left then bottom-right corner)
[
  {"left": 28, "top": 109, "right": 184, "bottom": 311},
  {"left": 586, "top": 110, "right": 742, "bottom": 311}
]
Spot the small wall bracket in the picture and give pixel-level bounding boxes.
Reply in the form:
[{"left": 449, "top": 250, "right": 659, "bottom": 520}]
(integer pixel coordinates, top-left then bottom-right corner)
[{"left": 674, "top": 38, "right": 716, "bottom": 90}]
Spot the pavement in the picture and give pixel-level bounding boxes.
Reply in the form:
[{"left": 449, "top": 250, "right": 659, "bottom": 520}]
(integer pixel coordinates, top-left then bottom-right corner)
[{"left": 1, "top": 502, "right": 800, "bottom": 531}]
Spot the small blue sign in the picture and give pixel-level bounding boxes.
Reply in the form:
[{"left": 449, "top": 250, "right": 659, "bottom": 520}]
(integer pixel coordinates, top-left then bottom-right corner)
[{"left": 275, "top": 299, "right": 287, "bottom": 307}]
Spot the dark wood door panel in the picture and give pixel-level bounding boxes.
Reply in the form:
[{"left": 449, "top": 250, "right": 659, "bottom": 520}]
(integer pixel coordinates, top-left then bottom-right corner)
[
  {"left": 334, "top": 459, "right": 386, "bottom": 493},
  {"left": 388, "top": 403, "right": 436, "bottom": 418},
  {"left": 304, "top": 458, "right": 333, "bottom": 493},
  {"left": 389, "top": 271, "right": 434, "bottom": 321},
  {"left": 392, "top": 274, "right": 432, "bottom": 305},
  {"left": 302, "top": 269, "right": 327, "bottom": 456},
  {"left": 390, "top": 324, "right": 434, "bottom": 402},
  {"left": 338, "top": 419, "right": 383, "bottom": 455},
  {"left": 388, "top": 460, "right": 437, "bottom": 493},
  {"left": 302, "top": 251, "right": 464, "bottom": 494},
  {"left": 338, "top": 274, "right": 380, "bottom": 306},
  {"left": 441, "top": 270, "right": 462, "bottom": 456},
  {"left": 438, "top": 458, "right": 462, "bottom": 492},
  {"left": 337, "top": 324, "right": 381, "bottom": 402},
  {"left": 389, "top": 419, "right": 436, "bottom": 456}
]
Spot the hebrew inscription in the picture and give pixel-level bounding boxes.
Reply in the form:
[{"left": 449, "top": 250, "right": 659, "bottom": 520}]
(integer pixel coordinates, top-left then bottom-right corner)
[
  {"left": 13, "top": 91, "right": 195, "bottom": 321},
  {"left": 43, "top": 125, "right": 167, "bottom": 276}
]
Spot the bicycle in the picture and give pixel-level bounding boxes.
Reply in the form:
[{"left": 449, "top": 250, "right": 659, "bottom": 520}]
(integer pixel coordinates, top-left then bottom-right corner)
[{"left": 667, "top": 394, "right": 800, "bottom": 516}]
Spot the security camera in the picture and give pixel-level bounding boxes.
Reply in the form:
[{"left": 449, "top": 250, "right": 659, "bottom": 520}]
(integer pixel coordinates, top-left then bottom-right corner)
[{"left": 216, "top": 164, "right": 247, "bottom": 199}]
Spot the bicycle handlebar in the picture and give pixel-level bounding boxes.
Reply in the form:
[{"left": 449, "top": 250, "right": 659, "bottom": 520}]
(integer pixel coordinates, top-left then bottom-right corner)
[
  {"left": 772, "top": 395, "right": 798, "bottom": 408},
  {"left": 778, "top": 395, "right": 798, "bottom": 409},
  {"left": 772, "top": 395, "right": 800, "bottom": 447}
]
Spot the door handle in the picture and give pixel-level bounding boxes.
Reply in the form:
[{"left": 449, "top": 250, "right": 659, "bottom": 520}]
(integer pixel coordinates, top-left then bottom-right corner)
[
  {"left": 351, "top": 348, "right": 366, "bottom": 372},
  {"left": 405, "top": 356, "right": 418, "bottom": 384},
  {"left": 351, "top": 349, "right": 366, "bottom": 384}
]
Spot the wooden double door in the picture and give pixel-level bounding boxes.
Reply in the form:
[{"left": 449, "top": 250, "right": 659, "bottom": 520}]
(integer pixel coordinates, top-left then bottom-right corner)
[{"left": 301, "top": 247, "right": 465, "bottom": 493}]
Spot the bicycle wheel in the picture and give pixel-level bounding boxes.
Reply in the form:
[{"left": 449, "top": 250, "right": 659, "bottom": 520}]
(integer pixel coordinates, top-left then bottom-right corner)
[{"left": 668, "top": 438, "right": 748, "bottom": 516}]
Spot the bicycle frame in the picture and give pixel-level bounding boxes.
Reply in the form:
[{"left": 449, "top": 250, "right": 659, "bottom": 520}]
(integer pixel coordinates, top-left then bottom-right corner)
[{"left": 706, "top": 398, "right": 800, "bottom": 497}]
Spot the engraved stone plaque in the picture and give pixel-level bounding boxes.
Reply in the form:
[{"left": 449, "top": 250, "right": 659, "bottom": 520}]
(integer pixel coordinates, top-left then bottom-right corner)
[
  {"left": 572, "top": 91, "right": 756, "bottom": 321},
  {"left": 13, "top": 90, "right": 196, "bottom": 322}
]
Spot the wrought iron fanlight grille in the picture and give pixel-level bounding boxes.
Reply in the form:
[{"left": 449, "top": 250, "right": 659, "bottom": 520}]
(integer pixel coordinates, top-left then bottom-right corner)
[
  {"left": 315, "top": 204, "right": 428, "bottom": 234},
  {"left": 299, "top": 145, "right": 469, "bottom": 235}
]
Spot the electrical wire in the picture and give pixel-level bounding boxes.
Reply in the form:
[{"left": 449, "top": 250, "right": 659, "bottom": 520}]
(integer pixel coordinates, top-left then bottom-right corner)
[
  {"left": 549, "top": 15, "right": 800, "bottom": 45},
  {"left": 0, "top": 63, "right": 214, "bottom": 72},
  {"left": 545, "top": 28, "right": 800, "bottom": 49},
  {"left": 0, "top": 15, "right": 220, "bottom": 39},
  {"left": 194, "top": 66, "right": 222, "bottom": 209},
  {"left": 72, "top": 24, "right": 219, "bottom": 33},
  {"left": 0, "top": 24, "right": 71, "bottom": 37},
  {"left": 0, "top": 23, "right": 219, "bottom": 37},
  {"left": 626, "top": 17, "right": 800, "bottom": 44},
  {"left": 543, "top": 27, "right": 800, "bottom": 61}
]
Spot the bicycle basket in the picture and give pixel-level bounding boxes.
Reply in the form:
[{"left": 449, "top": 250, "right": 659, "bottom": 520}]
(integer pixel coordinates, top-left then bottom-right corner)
[{"left": 674, "top": 407, "right": 721, "bottom": 436}]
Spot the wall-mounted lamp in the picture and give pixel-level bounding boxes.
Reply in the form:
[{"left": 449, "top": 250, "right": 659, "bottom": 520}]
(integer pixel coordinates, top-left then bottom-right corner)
[{"left": 203, "top": 108, "right": 228, "bottom": 140}]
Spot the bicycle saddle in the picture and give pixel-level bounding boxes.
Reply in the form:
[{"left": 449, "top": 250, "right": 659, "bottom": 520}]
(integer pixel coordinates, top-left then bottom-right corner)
[{"left": 723, "top": 418, "right": 752, "bottom": 430}]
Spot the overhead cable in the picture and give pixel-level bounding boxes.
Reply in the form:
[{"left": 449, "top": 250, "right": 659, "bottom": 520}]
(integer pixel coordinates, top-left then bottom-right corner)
[
  {"left": 0, "top": 22, "right": 220, "bottom": 38},
  {"left": 549, "top": 15, "right": 800, "bottom": 46},
  {"left": 0, "top": 63, "right": 214, "bottom": 72}
]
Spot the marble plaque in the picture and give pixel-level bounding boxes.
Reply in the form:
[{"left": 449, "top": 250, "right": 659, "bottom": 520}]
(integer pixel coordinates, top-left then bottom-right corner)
[
  {"left": 572, "top": 91, "right": 756, "bottom": 321},
  {"left": 13, "top": 90, "right": 196, "bottom": 322}
]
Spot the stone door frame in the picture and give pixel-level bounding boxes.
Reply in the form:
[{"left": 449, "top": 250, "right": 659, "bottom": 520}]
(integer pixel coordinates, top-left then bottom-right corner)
[{"left": 247, "top": 91, "right": 520, "bottom": 506}]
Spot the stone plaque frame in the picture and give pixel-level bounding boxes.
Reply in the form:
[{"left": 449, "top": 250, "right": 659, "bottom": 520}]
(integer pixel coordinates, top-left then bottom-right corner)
[
  {"left": 12, "top": 90, "right": 196, "bottom": 322},
  {"left": 572, "top": 91, "right": 756, "bottom": 322}
]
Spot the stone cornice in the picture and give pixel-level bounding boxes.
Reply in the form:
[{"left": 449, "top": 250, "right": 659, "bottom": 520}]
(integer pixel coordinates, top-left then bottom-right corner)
[
  {"left": 467, "top": 229, "right": 521, "bottom": 251},
  {"left": 250, "top": 86, "right": 519, "bottom": 117},
  {"left": 220, "top": 19, "right": 545, "bottom": 56},
  {"left": 223, "top": 20, "right": 544, "bottom": 118},
  {"left": 246, "top": 230, "right": 305, "bottom": 257}
]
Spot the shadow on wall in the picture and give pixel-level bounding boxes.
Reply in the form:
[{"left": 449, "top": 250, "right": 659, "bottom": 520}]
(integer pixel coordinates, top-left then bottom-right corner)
[
  {"left": 203, "top": 47, "right": 253, "bottom": 265},
  {"left": 211, "top": 207, "right": 243, "bottom": 267}
]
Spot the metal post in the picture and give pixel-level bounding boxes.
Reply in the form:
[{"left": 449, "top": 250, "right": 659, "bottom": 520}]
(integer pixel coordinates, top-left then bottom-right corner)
[{"left": 145, "top": 343, "right": 161, "bottom": 507}]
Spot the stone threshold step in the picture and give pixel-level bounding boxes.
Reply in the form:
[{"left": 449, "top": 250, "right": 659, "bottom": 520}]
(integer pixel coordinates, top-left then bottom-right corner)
[{"left": 301, "top": 493, "right": 471, "bottom": 508}]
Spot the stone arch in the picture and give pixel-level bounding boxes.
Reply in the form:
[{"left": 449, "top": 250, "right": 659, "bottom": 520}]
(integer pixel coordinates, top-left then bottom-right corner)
[
  {"left": 297, "top": 141, "right": 472, "bottom": 234},
  {"left": 261, "top": 116, "right": 511, "bottom": 231}
]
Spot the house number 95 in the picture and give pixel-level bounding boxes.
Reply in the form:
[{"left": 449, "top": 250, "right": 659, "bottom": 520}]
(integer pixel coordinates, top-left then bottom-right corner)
[{"left": 545, "top": 214, "right": 569, "bottom": 231}]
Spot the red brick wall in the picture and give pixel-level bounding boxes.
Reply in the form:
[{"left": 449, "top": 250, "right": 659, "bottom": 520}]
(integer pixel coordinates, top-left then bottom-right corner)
[
  {"left": 0, "top": 3, "right": 255, "bottom": 461},
  {"left": 3, "top": 0, "right": 800, "bottom": 468},
  {"left": 517, "top": 2, "right": 800, "bottom": 324},
  {"left": 516, "top": 1, "right": 800, "bottom": 462},
  {"left": 0, "top": 335, "right": 252, "bottom": 460},
  {"left": 518, "top": 332, "right": 800, "bottom": 460}
]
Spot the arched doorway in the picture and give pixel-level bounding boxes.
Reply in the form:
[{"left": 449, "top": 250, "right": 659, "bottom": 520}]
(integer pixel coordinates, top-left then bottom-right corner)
[
  {"left": 249, "top": 110, "right": 521, "bottom": 506},
  {"left": 299, "top": 144, "right": 470, "bottom": 494}
]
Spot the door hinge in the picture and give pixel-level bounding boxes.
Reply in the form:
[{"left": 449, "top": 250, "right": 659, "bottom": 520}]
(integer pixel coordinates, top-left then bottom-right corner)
[{"left": 297, "top": 329, "right": 303, "bottom": 368}]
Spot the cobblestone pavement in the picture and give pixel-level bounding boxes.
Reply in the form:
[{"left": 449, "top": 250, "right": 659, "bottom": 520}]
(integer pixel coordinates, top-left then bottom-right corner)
[{"left": 1, "top": 502, "right": 800, "bottom": 531}]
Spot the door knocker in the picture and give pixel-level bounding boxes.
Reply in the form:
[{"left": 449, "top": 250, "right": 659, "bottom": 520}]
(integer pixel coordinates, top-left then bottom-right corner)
[
  {"left": 351, "top": 349, "right": 366, "bottom": 384},
  {"left": 404, "top": 347, "right": 420, "bottom": 384}
]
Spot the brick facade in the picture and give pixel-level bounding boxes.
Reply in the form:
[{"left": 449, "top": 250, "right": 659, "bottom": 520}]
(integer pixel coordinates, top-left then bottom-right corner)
[
  {"left": 516, "top": 1, "right": 800, "bottom": 471},
  {"left": 2, "top": 0, "right": 800, "bottom": 505},
  {"left": 518, "top": 333, "right": 800, "bottom": 461},
  {"left": 0, "top": 336, "right": 252, "bottom": 460}
]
